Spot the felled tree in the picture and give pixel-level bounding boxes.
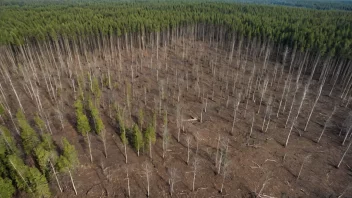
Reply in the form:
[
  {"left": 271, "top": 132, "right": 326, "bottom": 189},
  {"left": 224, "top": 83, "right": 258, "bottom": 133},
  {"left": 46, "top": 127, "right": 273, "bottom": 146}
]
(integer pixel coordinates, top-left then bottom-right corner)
[
  {"left": 133, "top": 124, "right": 143, "bottom": 156},
  {"left": 144, "top": 123, "right": 156, "bottom": 158},
  {"left": 0, "top": 177, "right": 15, "bottom": 198},
  {"left": 16, "top": 110, "right": 39, "bottom": 154},
  {"left": 88, "top": 99, "right": 107, "bottom": 158},
  {"left": 56, "top": 138, "right": 79, "bottom": 195}
]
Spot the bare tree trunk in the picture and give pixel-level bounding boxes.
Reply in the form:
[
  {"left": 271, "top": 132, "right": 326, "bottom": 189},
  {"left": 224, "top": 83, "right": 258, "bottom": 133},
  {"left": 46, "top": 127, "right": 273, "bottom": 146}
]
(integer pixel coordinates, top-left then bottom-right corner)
[
  {"left": 297, "top": 155, "right": 311, "bottom": 181},
  {"left": 87, "top": 133, "right": 93, "bottom": 163},
  {"left": 168, "top": 168, "right": 178, "bottom": 196},
  {"left": 9, "top": 159, "right": 33, "bottom": 193},
  {"left": 69, "top": 170, "right": 78, "bottom": 195},
  {"left": 249, "top": 111, "right": 255, "bottom": 137},
  {"left": 192, "top": 157, "right": 199, "bottom": 192},
  {"left": 50, "top": 159, "right": 63, "bottom": 192},
  {"left": 304, "top": 84, "right": 323, "bottom": 131},
  {"left": 102, "top": 130, "right": 107, "bottom": 158},
  {"left": 215, "top": 134, "right": 220, "bottom": 167},
  {"left": 187, "top": 136, "right": 191, "bottom": 165},
  {"left": 144, "top": 163, "right": 151, "bottom": 197},
  {"left": 126, "top": 168, "right": 131, "bottom": 197}
]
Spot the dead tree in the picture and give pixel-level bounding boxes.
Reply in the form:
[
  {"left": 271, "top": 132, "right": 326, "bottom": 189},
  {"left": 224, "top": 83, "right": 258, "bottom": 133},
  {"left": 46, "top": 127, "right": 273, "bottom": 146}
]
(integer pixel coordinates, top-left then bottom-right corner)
[
  {"left": 126, "top": 168, "right": 131, "bottom": 197},
  {"left": 168, "top": 168, "right": 179, "bottom": 196},
  {"left": 262, "top": 96, "right": 273, "bottom": 132},
  {"left": 231, "top": 93, "right": 241, "bottom": 135},
  {"left": 285, "top": 85, "right": 308, "bottom": 146},
  {"left": 162, "top": 110, "right": 169, "bottom": 159},
  {"left": 337, "top": 141, "right": 352, "bottom": 168},
  {"left": 342, "top": 112, "right": 352, "bottom": 146},
  {"left": 317, "top": 107, "right": 336, "bottom": 143},
  {"left": 192, "top": 157, "right": 199, "bottom": 192},
  {"left": 143, "top": 163, "right": 152, "bottom": 197},
  {"left": 257, "top": 77, "right": 269, "bottom": 114},
  {"left": 220, "top": 159, "right": 230, "bottom": 194},
  {"left": 297, "top": 154, "right": 311, "bottom": 181},
  {"left": 304, "top": 83, "right": 323, "bottom": 131},
  {"left": 215, "top": 134, "right": 221, "bottom": 168},
  {"left": 249, "top": 110, "right": 255, "bottom": 138}
]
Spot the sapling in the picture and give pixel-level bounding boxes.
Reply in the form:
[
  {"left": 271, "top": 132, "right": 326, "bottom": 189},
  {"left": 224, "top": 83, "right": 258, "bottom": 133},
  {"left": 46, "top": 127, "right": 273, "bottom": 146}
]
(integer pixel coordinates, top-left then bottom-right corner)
[
  {"left": 144, "top": 124, "right": 156, "bottom": 159},
  {"left": 133, "top": 124, "right": 143, "bottom": 156},
  {"left": 56, "top": 138, "right": 79, "bottom": 195},
  {"left": 117, "top": 108, "right": 128, "bottom": 163}
]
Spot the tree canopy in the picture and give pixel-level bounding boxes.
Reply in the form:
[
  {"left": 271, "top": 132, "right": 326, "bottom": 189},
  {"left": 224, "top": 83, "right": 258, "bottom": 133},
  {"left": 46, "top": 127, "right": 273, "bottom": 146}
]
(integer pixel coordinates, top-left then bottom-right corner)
[{"left": 0, "top": 1, "right": 351, "bottom": 58}]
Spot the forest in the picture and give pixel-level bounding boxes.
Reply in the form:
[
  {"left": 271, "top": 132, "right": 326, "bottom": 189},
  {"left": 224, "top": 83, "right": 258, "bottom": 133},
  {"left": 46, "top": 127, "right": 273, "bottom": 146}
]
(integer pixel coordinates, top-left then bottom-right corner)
[{"left": 0, "top": 0, "right": 352, "bottom": 197}]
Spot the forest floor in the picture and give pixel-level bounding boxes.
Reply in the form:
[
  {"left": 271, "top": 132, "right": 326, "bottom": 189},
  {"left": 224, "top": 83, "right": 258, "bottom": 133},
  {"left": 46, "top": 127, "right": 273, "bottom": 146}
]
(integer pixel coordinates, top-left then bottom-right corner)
[{"left": 11, "top": 39, "right": 351, "bottom": 198}]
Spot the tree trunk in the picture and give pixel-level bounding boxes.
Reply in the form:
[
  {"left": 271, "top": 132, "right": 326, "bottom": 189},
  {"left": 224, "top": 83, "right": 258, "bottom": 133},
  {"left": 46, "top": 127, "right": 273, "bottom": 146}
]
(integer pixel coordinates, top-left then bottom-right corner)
[
  {"left": 87, "top": 133, "right": 93, "bottom": 163},
  {"left": 50, "top": 159, "right": 62, "bottom": 192},
  {"left": 69, "top": 170, "right": 78, "bottom": 195},
  {"left": 304, "top": 84, "right": 323, "bottom": 131}
]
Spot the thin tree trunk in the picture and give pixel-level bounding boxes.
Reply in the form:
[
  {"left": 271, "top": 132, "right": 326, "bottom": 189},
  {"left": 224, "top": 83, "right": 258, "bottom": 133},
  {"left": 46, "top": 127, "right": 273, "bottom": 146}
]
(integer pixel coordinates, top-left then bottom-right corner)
[
  {"left": 50, "top": 159, "right": 63, "bottom": 192},
  {"left": 69, "top": 170, "right": 78, "bottom": 195},
  {"left": 87, "top": 133, "right": 93, "bottom": 163},
  {"left": 304, "top": 84, "right": 323, "bottom": 131}
]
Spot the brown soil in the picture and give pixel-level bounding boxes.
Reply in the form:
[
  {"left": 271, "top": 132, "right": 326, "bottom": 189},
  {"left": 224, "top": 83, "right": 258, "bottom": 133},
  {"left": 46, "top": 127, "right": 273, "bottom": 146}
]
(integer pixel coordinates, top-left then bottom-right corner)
[{"left": 3, "top": 39, "right": 352, "bottom": 198}]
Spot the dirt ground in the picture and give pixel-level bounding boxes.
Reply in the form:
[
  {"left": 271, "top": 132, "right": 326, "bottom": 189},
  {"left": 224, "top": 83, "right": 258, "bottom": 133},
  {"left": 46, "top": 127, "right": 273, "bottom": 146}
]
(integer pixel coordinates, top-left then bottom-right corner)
[{"left": 4, "top": 38, "right": 352, "bottom": 197}]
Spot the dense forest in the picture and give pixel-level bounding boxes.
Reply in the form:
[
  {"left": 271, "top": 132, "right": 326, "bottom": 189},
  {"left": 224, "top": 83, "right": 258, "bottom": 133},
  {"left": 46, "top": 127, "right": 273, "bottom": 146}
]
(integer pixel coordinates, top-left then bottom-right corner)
[
  {"left": 0, "top": 0, "right": 352, "bottom": 197},
  {"left": 1, "top": 1, "right": 352, "bottom": 58}
]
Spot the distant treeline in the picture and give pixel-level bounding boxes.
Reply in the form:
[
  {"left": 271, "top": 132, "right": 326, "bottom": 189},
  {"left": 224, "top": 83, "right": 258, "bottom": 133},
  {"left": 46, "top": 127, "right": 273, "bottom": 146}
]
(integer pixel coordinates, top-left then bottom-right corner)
[
  {"left": 2, "top": 0, "right": 352, "bottom": 11},
  {"left": 0, "top": 1, "right": 351, "bottom": 58}
]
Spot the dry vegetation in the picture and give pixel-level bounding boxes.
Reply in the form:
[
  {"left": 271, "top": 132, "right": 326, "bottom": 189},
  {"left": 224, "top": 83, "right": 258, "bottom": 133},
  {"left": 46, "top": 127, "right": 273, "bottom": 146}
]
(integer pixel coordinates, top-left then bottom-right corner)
[{"left": 0, "top": 26, "right": 351, "bottom": 197}]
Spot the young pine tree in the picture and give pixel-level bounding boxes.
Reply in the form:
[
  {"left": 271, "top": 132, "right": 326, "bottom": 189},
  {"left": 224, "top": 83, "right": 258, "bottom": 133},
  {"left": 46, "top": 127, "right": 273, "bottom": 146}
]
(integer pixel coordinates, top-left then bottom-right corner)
[
  {"left": 8, "top": 154, "right": 51, "bottom": 198},
  {"left": 33, "top": 133, "right": 56, "bottom": 173},
  {"left": 88, "top": 98, "right": 107, "bottom": 157},
  {"left": 116, "top": 107, "right": 128, "bottom": 163},
  {"left": 133, "top": 124, "right": 143, "bottom": 156},
  {"left": 56, "top": 138, "right": 79, "bottom": 195},
  {"left": 16, "top": 110, "right": 39, "bottom": 154},
  {"left": 0, "top": 177, "right": 15, "bottom": 198},
  {"left": 144, "top": 123, "right": 156, "bottom": 159},
  {"left": 74, "top": 99, "right": 93, "bottom": 162}
]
